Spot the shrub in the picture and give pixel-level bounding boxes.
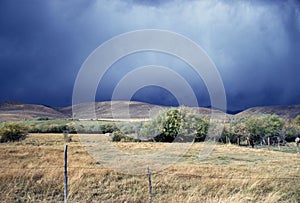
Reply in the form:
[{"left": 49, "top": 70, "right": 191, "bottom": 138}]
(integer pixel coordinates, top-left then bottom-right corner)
[
  {"left": 112, "top": 131, "right": 125, "bottom": 142},
  {"left": 118, "top": 123, "right": 137, "bottom": 134},
  {"left": 99, "top": 123, "right": 117, "bottom": 134},
  {"left": 112, "top": 131, "right": 137, "bottom": 142},
  {"left": 72, "top": 122, "right": 117, "bottom": 134},
  {"left": 37, "top": 117, "right": 49, "bottom": 121},
  {"left": 0, "top": 123, "right": 28, "bottom": 142},
  {"left": 154, "top": 133, "right": 175, "bottom": 142}
]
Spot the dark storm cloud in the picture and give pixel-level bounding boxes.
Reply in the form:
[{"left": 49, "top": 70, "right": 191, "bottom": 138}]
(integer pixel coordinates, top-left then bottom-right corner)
[
  {"left": 0, "top": 0, "right": 299, "bottom": 111},
  {"left": 0, "top": 1, "right": 97, "bottom": 106}
]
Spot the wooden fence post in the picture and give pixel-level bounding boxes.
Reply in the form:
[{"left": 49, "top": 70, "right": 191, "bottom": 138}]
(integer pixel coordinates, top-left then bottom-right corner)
[
  {"left": 147, "top": 166, "right": 152, "bottom": 203},
  {"left": 64, "top": 145, "right": 68, "bottom": 203},
  {"left": 267, "top": 137, "right": 270, "bottom": 151}
]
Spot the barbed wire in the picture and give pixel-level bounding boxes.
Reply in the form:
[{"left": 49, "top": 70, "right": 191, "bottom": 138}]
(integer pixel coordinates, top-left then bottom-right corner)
[
  {"left": 0, "top": 165, "right": 299, "bottom": 170},
  {"left": 172, "top": 173, "right": 300, "bottom": 180},
  {"left": 0, "top": 166, "right": 299, "bottom": 181}
]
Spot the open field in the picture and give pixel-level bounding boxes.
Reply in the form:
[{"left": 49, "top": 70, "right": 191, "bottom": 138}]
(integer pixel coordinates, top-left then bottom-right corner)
[{"left": 0, "top": 133, "right": 299, "bottom": 202}]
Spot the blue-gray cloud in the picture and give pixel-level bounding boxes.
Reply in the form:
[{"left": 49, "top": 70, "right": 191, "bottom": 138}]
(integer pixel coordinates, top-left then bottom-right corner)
[{"left": 0, "top": 0, "right": 299, "bottom": 111}]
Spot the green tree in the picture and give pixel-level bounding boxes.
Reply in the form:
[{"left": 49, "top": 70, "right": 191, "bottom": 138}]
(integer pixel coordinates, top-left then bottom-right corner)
[
  {"left": 283, "top": 119, "right": 300, "bottom": 142},
  {"left": 231, "top": 117, "right": 248, "bottom": 137},
  {"left": 283, "top": 122, "right": 298, "bottom": 141},
  {"left": 244, "top": 114, "right": 283, "bottom": 143},
  {"left": 261, "top": 114, "right": 283, "bottom": 137},
  {"left": 294, "top": 115, "right": 300, "bottom": 126},
  {"left": 245, "top": 115, "right": 264, "bottom": 141},
  {"left": 178, "top": 107, "right": 209, "bottom": 142},
  {"left": 195, "top": 117, "right": 209, "bottom": 142},
  {"left": 143, "top": 107, "right": 210, "bottom": 142},
  {"left": 163, "top": 109, "right": 182, "bottom": 137}
]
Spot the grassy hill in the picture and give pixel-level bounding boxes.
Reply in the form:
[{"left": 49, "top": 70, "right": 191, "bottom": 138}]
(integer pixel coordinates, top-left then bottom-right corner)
[
  {"left": 237, "top": 104, "right": 300, "bottom": 118},
  {"left": 0, "top": 102, "right": 67, "bottom": 121},
  {"left": 59, "top": 101, "right": 169, "bottom": 119},
  {"left": 0, "top": 101, "right": 227, "bottom": 122},
  {"left": 1, "top": 101, "right": 300, "bottom": 122}
]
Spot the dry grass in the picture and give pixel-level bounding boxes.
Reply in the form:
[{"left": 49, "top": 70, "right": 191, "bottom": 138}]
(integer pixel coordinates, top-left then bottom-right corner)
[{"left": 0, "top": 133, "right": 299, "bottom": 202}]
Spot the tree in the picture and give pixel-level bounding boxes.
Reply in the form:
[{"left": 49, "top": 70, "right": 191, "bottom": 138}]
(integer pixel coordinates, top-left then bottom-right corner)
[
  {"left": 231, "top": 117, "right": 248, "bottom": 139},
  {"left": 195, "top": 116, "right": 209, "bottom": 142},
  {"left": 0, "top": 122, "right": 28, "bottom": 142},
  {"left": 140, "top": 107, "right": 209, "bottom": 142},
  {"left": 179, "top": 107, "right": 209, "bottom": 141},
  {"left": 294, "top": 115, "right": 300, "bottom": 126},
  {"left": 283, "top": 118, "right": 300, "bottom": 142},
  {"left": 261, "top": 114, "right": 283, "bottom": 137},
  {"left": 243, "top": 114, "right": 283, "bottom": 145},
  {"left": 230, "top": 114, "right": 283, "bottom": 146},
  {"left": 162, "top": 109, "right": 182, "bottom": 137},
  {"left": 283, "top": 121, "right": 299, "bottom": 142},
  {"left": 245, "top": 115, "right": 264, "bottom": 141}
]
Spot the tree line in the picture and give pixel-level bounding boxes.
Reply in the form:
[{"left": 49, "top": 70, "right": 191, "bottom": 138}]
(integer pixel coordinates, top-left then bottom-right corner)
[
  {"left": 113, "top": 107, "right": 300, "bottom": 144},
  {"left": 1, "top": 108, "right": 300, "bottom": 145}
]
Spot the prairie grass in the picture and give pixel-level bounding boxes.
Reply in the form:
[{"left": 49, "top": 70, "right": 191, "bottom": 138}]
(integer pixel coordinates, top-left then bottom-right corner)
[{"left": 0, "top": 134, "right": 299, "bottom": 202}]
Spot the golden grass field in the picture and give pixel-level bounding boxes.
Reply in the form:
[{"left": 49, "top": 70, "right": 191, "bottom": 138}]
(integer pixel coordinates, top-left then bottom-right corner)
[{"left": 0, "top": 133, "right": 299, "bottom": 202}]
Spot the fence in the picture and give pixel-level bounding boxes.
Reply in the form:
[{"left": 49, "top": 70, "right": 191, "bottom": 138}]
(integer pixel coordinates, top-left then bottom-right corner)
[{"left": 1, "top": 144, "right": 300, "bottom": 202}]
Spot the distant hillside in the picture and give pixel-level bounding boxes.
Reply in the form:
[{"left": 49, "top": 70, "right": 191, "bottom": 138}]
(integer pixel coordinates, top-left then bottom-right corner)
[
  {"left": 58, "top": 101, "right": 169, "bottom": 119},
  {"left": 59, "top": 101, "right": 227, "bottom": 120},
  {"left": 236, "top": 105, "right": 300, "bottom": 118},
  {"left": 0, "top": 102, "right": 68, "bottom": 121},
  {"left": 1, "top": 101, "right": 299, "bottom": 122}
]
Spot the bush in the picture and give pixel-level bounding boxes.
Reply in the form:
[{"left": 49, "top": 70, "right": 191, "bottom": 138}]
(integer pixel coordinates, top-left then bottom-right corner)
[
  {"left": 154, "top": 133, "right": 175, "bottom": 142},
  {"left": 0, "top": 123, "right": 28, "bottom": 142},
  {"left": 112, "top": 131, "right": 137, "bottom": 142},
  {"left": 73, "top": 122, "right": 117, "bottom": 134},
  {"left": 37, "top": 117, "right": 49, "bottom": 121},
  {"left": 112, "top": 131, "right": 125, "bottom": 142},
  {"left": 99, "top": 123, "right": 117, "bottom": 134},
  {"left": 27, "top": 120, "right": 77, "bottom": 134},
  {"left": 118, "top": 122, "right": 138, "bottom": 134}
]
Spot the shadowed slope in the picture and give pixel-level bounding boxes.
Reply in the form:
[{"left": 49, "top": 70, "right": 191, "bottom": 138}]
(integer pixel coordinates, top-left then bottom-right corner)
[
  {"left": 237, "top": 105, "right": 300, "bottom": 118},
  {"left": 0, "top": 102, "right": 67, "bottom": 121}
]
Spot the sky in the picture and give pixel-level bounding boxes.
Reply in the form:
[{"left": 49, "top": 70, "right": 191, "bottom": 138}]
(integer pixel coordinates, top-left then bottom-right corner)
[{"left": 0, "top": 0, "right": 300, "bottom": 112}]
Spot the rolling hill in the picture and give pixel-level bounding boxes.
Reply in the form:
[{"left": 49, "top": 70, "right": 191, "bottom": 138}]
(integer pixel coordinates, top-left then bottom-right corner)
[
  {"left": 236, "top": 104, "right": 300, "bottom": 118},
  {"left": 0, "top": 102, "right": 67, "bottom": 121},
  {"left": 60, "top": 101, "right": 226, "bottom": 120},
  {"left": 0, "top": 101, "right": 299, "bottom": 122}
]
